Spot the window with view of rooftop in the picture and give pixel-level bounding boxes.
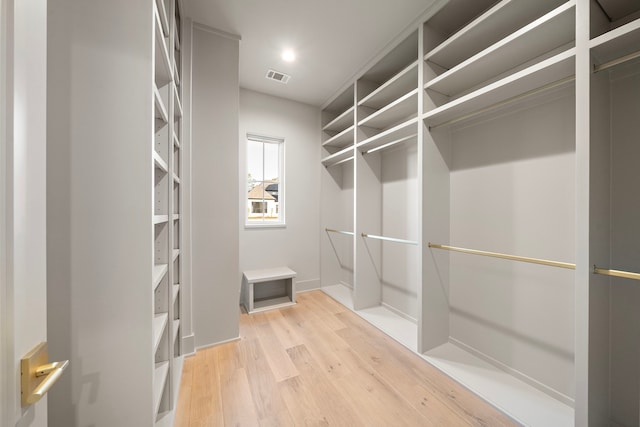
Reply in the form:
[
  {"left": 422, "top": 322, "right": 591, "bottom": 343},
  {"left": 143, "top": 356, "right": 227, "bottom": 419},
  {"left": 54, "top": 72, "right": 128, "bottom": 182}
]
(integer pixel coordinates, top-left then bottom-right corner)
[{"left": 246, "top": 134, "right": 284, "bottom": 227}]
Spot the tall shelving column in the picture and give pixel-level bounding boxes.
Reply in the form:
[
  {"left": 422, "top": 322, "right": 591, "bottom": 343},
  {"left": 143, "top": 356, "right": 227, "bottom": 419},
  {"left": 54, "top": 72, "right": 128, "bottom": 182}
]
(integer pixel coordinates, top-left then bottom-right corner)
[
  {"left": 153, "top": 0, "right": 171, "bottom": 421},
  {"left": 169, "top": 0, "right": 184, "bottom": 412},
  {"left": 153, "top": 0, "right": 183, "bottom": 423}
]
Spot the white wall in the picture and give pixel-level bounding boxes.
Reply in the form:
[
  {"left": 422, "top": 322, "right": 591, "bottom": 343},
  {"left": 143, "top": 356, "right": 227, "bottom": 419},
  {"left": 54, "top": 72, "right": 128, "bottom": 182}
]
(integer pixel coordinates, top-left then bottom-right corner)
[
  {"left": 320, "top": 162, "right": 354, "bottom": 289},
  {"left": 448, "top": 87, "right": 576, "bottom": 400},
  {"left": 239, "top": 89, "right": 321, "bottom": 292},
  {"left": 609, "top": 62, "right": 640, "bottom": 427},
  {"left": 191, "top": 25, "right": 240, "bottom": 347},
  {"left": 381, "top": 143, "right": 419, "bottom": 320},
  {"left": 47, "top": 0, "right": 155, "bottom": 424}
]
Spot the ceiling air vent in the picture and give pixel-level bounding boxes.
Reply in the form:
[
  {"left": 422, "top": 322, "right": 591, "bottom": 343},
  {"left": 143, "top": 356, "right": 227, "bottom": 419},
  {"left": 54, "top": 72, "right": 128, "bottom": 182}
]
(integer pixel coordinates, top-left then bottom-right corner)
[{"left": 265, "top": 69, "right": 291, "bottom": 84}]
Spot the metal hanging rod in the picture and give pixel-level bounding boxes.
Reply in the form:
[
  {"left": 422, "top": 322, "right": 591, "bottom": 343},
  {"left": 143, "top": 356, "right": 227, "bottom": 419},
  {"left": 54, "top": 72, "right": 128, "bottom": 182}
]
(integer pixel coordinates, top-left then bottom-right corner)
[
  {"left": 428, "top": 243, "right": 576, "bottom": 270},
  {"left": 325, "top": 156, "right": 354, "bottom": 168},
  {"left": 325, "top": 228, "right": 354, "bottom": 236},
  {"left": 593, "top": 266, "right": 640, "bottom": 281},
  {"left": 594, "top": 49, "right": 640, "bottom": 73},
  {"left": 429, "top": 76, "right": 575, "bottom": 131},
  {"left": 362, "top": 133, "right": 418, "bottom": 155},
  {"left": 362, "top": 233, "right": 418, "bottom": 246}
]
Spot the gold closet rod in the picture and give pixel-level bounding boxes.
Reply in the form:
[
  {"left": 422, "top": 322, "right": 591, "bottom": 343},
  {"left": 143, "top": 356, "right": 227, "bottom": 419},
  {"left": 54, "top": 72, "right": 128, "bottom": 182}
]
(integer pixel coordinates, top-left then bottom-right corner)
[
  {"left": 325, "top": 228, "right": 354, "bottom": 236},
  {"left": 593, "top": 266, "right": 640, "bottom": 281},
  {"left": 428, "top": 76, "right": 575, "bottom": 131},
  {"left": 325, "top": 155, "right": 354, "bottom": 169},
  {"left": 363, "top": 233, "right": 418, "bottom": 246},
  {"left": 429, "top": 243, "right": 640, "bottom": 280},
  {"left": 428, "top": 243, "right": 576, "bottom": 270},
  {"left": 593, "top": 49, "right": 640, "bottom": 73}
]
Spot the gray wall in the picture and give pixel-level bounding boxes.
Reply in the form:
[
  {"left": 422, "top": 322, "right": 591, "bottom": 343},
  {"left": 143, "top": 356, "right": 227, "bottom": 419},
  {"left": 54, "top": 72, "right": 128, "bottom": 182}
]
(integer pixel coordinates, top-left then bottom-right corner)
[
  {"left": 609, "top": 62, "right": 640, "bottom": 427},
  {"left": 381, "top": 143, "right": 419, "bottom": 320},
  {"left": 448, "top": 88, "right": 576, "bottom": 400},
  {"left": 239, "top": 89, "right": 321, "bottom": 292},
  {"left": 47, "top": 0, "right": 154, "bottom": 424},
  {"left": 191, "top": 25, "right": 240, "bottom": 348}
]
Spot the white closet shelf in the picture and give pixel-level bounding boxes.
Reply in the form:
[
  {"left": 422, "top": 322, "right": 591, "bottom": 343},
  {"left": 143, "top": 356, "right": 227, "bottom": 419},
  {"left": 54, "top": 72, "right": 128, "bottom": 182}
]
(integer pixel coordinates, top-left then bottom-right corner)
[
  {"left": 153, "top": 313, "right": 168, "bottom": 353},
  {"left": 172, "top": 319, "right": 180, "bottom": 344},
  {"left": 356, "top": 117, "right": 418, "bottom": 153},
  {"left": 322, "top": 125, "right": 354, "bottom": 148},
  {"left": 423, "top": 49, "right": 575, "bottom": 128},
  {"left": 173, "top": 173, "right": 180, "bottom": 185},
  {"left": 154, "top": 6, "right": 172, "bottom": 86},
  {"left": 426, "top": 2, "right": 575, "bottom": 97},
  {"left": 359, "top": 61, "right": 419, "bottom": 109},
  {"left": 321, "top": 146, "right": 354, "bottom": 167},
  {"left": 425, "top": 0, "right": 566, "bottom": 69},
  {"left": 358, "top": 89, "right": 418, "bottom": 129},
  {"left": 322, "top": 106, "right": 354, "bottom": 133},
  {"left": 172, "top": 214, "right": 180, "bottom": 221},
  {"left": 155, "top": 0, "right": 169, "bottom": 37},
  {"left": 153, "top": 264, "right": 168, "bottom": 290},
  {"left": 173, "top": 131, "right": 180, "bottom": 148},
  {"left": 153, "top": 152, "right": 169, "bottom": 173},
  {"left": 590, "top": 17, "right": 640, "bottom": 65},
  {"left": 172, "top": 249, "right": 180, "bottom": 262},
  {"left": 154, "top": 85, "right": 169, "bottom": 125},
  {"left": 173, "top": 85, "right": 183, "bottom": 119},
  {"left": 153, "top": 215, "right": 169, "bottom": 225},
  {"left": 175, "top": 32, "right": 181, "bottom": 52},
  {"left": 173, "top": 58, "right": 181, "bottom": 87},
  {"left": 172, "top": 284, "right": 180, "bottom": 304},
  {"left": 153, "top": 362, "right": 169, "bottom": 417}
]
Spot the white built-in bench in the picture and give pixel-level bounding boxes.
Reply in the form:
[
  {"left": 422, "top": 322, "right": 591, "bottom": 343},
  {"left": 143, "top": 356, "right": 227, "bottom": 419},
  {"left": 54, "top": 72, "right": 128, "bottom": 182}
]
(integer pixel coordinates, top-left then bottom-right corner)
[{"left": 242, "top": 267, "right": 297, "bottom": 314}]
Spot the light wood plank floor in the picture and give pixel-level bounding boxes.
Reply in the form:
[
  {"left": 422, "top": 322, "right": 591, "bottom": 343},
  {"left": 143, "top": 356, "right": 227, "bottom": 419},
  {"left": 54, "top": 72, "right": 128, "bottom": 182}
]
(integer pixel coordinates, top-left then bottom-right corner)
[{"left": 175, "top": 290, "right": 517, "bottom": 426}]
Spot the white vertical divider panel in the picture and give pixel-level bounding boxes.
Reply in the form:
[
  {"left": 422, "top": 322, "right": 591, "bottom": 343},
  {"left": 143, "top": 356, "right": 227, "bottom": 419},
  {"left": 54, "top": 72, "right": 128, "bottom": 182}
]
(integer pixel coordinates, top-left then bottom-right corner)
[
  {"left": 191, "top": 24, "right": 240, "bottom": 347},
  {"left": 416, "top": 23, "right": 425, "bottom": 352},
  {"left": 319, "top": 85, "right": 355, "bottom": 295},
  {"left": 354, "top": 79, "right": 382, "bottom": 310},
  {"left": 353, "top": 149, "right": 382, "bottom": 310},
  {"left": 180, "top": 17, "right": 195, "bottom": 355},
  {"left": 420, "top": 125, "right": 451, "bottom": 351},
  {"left": 320, "top": 166, "right": 347, "bottom": 288},
  {"left": 574, "top": 0, "right": 592, "bottom": 424},
  {"left": 585, "top": 61, "right": 612, "bottom": 426}
]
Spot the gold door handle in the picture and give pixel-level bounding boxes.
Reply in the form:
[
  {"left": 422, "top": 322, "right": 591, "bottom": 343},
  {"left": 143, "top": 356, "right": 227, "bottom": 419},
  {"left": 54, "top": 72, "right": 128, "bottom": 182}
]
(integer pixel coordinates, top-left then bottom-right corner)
[{"left": 21, "top": 342, "right": 69, "bottom": 406}]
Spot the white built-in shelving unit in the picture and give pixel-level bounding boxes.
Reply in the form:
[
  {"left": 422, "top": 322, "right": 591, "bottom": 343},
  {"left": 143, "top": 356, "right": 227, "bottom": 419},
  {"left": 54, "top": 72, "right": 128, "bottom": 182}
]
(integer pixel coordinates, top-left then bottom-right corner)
[
  {"left": 153, "top": 0, "right": 183, "bottom": 424},
  {"left": 321, "top": 0, "right": 640, "bottom": 425}
]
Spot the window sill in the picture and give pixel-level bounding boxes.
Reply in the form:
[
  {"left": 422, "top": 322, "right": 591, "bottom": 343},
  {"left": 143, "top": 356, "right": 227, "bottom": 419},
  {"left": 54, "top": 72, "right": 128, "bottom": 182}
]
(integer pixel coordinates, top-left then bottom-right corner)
[{"left": 244, "top": 223, "right": 287, "bottom": 230}]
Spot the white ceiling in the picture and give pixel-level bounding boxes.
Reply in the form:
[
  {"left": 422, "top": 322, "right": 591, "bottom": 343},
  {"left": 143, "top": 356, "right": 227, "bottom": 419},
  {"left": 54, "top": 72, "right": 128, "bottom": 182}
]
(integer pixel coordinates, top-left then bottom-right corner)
[{"left": 185, "top": 0, "right": 436, "bottom": 107}]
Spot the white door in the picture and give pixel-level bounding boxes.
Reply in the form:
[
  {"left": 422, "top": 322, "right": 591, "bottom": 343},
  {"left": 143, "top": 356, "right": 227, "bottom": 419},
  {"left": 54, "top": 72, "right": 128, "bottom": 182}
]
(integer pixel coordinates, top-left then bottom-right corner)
[{"left": 1, "top": 0, "right": 49, "bottom": 426}]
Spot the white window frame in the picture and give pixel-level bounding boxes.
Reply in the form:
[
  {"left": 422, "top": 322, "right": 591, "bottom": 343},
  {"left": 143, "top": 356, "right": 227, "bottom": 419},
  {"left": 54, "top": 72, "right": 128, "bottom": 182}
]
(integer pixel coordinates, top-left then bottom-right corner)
[{"left": 245, "top": 133, "right": 285, "bottom": 228}]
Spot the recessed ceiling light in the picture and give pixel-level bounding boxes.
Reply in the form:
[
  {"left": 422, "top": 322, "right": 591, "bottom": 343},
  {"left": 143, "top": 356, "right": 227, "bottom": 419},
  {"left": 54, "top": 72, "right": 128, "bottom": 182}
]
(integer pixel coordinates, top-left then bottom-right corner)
[{"left": 281, "top": 49, "right": 295, "bottom": 62}]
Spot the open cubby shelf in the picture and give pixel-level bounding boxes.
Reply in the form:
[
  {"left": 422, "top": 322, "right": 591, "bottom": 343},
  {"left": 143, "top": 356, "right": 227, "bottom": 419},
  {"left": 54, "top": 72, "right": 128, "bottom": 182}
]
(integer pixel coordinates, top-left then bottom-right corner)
[{"left": 152, "top": 0, "right": 182, "bottom": 423}]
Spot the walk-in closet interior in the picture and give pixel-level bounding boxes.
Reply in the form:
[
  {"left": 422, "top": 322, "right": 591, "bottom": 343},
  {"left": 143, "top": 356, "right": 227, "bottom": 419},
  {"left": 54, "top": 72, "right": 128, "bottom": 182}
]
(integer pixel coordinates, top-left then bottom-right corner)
[
  {"left": 11, "top": 0, "right": 640, "bottom": 425},
  {"left": 319, "top": 0, "right": 640, "bottom": 425}
]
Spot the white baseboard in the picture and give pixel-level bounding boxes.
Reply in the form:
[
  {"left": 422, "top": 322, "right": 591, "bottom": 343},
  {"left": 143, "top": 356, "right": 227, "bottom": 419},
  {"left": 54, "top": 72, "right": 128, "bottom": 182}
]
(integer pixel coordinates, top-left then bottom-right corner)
[
  {"left": 339, "top": 280, "right": 353, "bottom": 289},
  {"left": 381, "top": 302, "right": 417, "bottom": 324},
  {"left": 449, "top": 337, "right": 574, "bottom": 407},
  {"left": 296, "top": 278, "right": 320, "bottom": 292},
  {"left": 195, "top": 336, "right": 240, "bottom": 352},
  {"left": 181, "top": 334, "right": 196, "bottom": 356}
]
